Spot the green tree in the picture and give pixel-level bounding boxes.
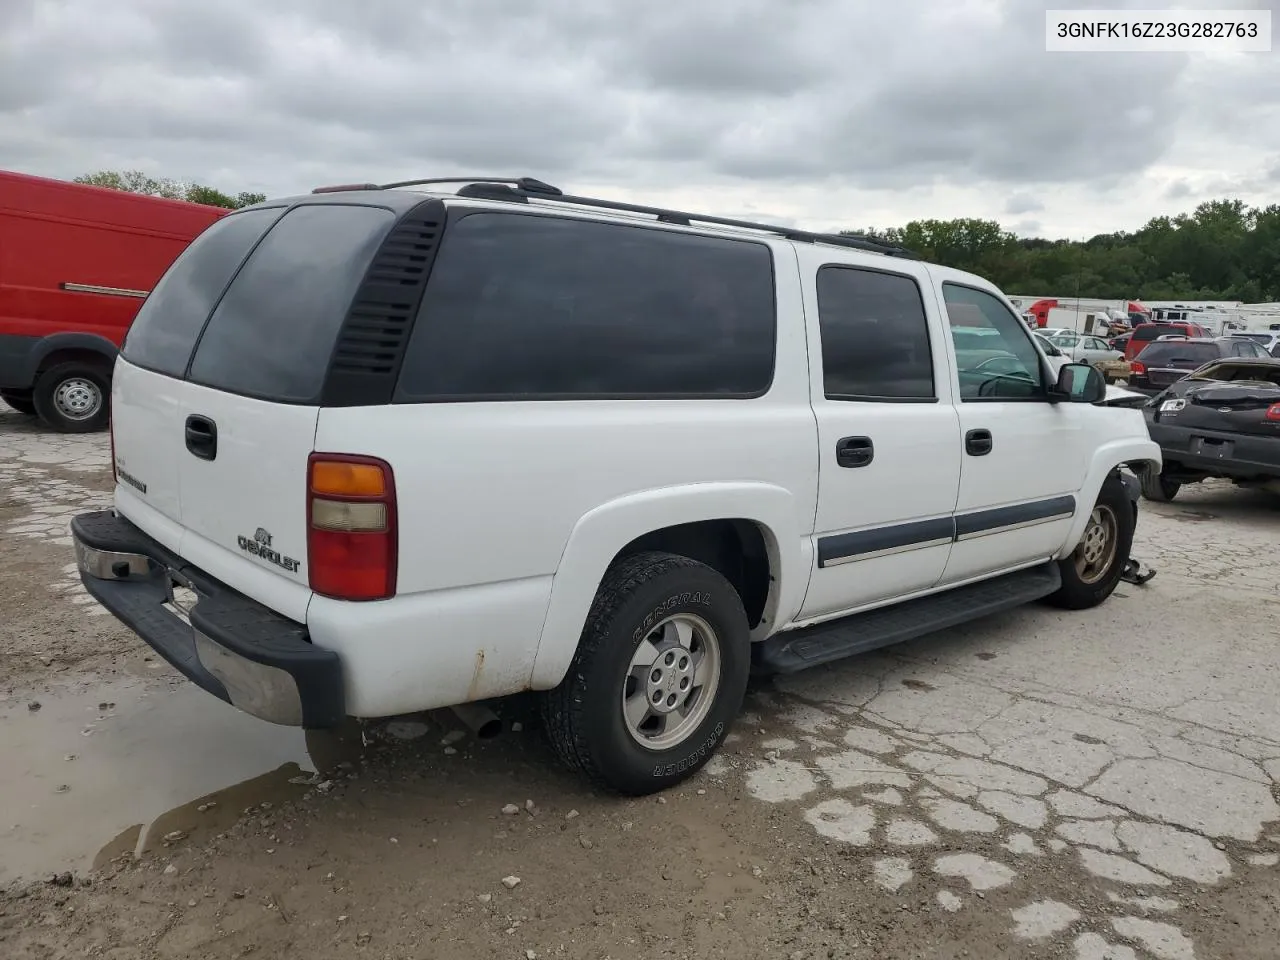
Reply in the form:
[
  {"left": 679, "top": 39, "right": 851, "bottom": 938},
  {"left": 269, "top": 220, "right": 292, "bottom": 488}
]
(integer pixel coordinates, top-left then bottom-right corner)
[{"left": 74, "top": 169, "right": 265, "bottom": 209}]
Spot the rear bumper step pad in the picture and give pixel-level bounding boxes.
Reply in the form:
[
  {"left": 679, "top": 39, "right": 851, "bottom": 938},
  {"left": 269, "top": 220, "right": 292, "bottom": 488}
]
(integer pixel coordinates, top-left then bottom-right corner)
[{"left": 70, "top": 510, "right": 344, "bottom": 728}]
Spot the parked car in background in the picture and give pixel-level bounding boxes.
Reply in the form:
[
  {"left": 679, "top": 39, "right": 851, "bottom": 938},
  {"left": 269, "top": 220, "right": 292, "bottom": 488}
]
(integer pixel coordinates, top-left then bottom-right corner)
[
  {"left": 1123, "top": 321, "right": 1211, "bottom": 361},
  {"left": 1108, "top": 333, "right": 1132, "bottom": 352},
  {"left": 1141, "top": 357, "right": 1280, "bottom": 501},
  {"left": 1033, "top": 333, "right": 1069, "bottom": 374},
  {"left": 1046, "top": 331, "right": 1124, "bottom": 367},
  {"left": 1229, "top": 332, "right": 1280, "bottom": 354},
  {"left": 0, "top": 169, "right": 229, "bottom": 431},
  {"left": 1127, "top": 337, "right": 1273, "bottom": 395}
]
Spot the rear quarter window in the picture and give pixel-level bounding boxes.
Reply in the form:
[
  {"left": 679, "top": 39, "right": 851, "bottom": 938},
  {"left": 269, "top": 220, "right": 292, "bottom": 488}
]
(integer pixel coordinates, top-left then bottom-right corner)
[
  {"left": 186, "top": 204, "right": 396, "bottom": 403},
  {"left": 393, "top": 212, "right": 777, "bottom": 400},
  {"left": 121, "top": 208, "right": 285, "bottom": 377}
]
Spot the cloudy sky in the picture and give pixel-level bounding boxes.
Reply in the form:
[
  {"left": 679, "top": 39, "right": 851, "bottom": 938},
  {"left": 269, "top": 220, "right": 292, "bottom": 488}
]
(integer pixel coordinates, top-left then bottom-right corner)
[{"left": 2, "top": 0, "right": 1276, "bottom": 240}]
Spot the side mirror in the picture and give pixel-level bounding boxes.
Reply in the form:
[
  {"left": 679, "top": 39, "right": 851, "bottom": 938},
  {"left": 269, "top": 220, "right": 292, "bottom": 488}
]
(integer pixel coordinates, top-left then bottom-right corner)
[{"left": 1051, "top": 362, "right": 1105, "bottom": 403}]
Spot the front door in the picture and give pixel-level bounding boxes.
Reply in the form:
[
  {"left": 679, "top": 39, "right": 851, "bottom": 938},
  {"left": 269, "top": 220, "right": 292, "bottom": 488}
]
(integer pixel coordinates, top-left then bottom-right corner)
[
  {"left": 797, "top": 251, "right": 962, "bottom": 621},
  {"left": 934, "top": 278, "right": 1090, "bottom": 585}
]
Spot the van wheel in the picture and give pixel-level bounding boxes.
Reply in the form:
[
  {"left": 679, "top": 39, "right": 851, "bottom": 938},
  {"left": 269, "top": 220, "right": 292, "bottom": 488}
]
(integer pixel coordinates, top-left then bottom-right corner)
[
  {"left": 1045, "top": 475, "right": 1134, "bottom": 610},
  {"left": 0, "top": 390, "right": 36, "bottom": 416},
  {"left": 541, "top": 551, "right": 750, "bottom": 796},
  {"left": 32, "top": 362, "right": 110, "bottom": 433},
  {"left": 1140, "top": 470, "right": 1180, "bottom": 502}
]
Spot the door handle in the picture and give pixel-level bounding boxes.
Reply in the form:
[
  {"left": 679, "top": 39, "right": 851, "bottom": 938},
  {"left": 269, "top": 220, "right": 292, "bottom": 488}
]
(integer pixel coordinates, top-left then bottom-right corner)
[
  {"left": 836, "top": 436, "right": 874, "bottom": 468},
  {"left": 185, "top": 414, "right": 218, "bottom": 461},
  {"left": 965, "top": 428, "right": 992, "bottom": 457}
]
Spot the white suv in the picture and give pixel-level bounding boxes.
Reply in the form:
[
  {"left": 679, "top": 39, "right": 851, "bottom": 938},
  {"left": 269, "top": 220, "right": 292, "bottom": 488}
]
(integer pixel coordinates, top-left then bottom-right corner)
[{"left": 71, "top": 177, "right": 1161, "bottom": 795}]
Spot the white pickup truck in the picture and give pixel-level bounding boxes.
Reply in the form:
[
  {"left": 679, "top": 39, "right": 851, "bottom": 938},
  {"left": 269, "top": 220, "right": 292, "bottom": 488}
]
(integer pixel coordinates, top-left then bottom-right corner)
[{"left": 71, "top": 177, "right": 1161, "bottom": 795}]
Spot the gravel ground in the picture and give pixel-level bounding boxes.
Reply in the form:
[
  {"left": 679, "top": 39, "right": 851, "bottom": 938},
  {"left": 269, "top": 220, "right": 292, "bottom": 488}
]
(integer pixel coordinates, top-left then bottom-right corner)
[{"left": 1, "top": 400, "right": 1279, "bottom": 960}]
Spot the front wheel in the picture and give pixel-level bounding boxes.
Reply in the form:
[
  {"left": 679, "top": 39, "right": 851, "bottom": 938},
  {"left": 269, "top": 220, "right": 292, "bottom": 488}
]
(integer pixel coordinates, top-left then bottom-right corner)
[
  {"left": 1140, "top": 470, "right": 1181, "bottom": 502},
  {"left": 1045, "top": 474, "right": 1135, "bottom": 610},
  {"left": 541, "top": 551, "right": 750, "bottom": 795}
]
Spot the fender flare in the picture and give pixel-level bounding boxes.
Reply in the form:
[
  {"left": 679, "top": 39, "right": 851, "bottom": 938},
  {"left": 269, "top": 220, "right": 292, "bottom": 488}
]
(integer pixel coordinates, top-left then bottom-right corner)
[
  {"left": 528, "top": 482, "right": 810, "bottom": 689},
  {"left": 1061, "top": 437, "right": 1162, "bottom": 554},
  {"left": 25, "top": 333, "right": 119, "bottom": 383}
]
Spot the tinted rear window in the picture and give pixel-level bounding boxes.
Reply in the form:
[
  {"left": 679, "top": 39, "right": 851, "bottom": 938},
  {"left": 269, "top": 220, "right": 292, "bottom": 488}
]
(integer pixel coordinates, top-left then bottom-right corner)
[
  {"left": 121, "top": 208, "right": 284, "bottom": 377},
  {"left": 1139, "top": 342, "right": 1218, "bottom": 365},
  {"left": 393, "top": 212, "right": 776, "bottom": 400},
  {"left": 187, "top": 204, "right": 395, "bottom": 403}
]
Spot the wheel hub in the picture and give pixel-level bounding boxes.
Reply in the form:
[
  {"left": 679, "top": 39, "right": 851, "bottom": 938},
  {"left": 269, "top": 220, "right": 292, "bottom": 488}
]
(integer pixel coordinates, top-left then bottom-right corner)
[
  {"left": 643, "top": 645, "right": 696, "bottom": 715},
  {"left": 54, "top": 378, "right": 101, "bottom": 420}
]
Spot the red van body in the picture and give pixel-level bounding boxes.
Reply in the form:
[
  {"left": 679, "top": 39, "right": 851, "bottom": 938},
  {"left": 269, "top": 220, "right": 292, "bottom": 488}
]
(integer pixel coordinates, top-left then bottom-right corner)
[{"left": 0, "top": 169, "right": 229, "bottom": 430}]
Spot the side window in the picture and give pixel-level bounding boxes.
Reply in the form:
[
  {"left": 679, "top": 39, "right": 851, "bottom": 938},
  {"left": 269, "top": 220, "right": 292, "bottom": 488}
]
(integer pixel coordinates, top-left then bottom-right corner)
[
  {"left": 814, "top": 266, "right": 935, "bottom": 401},
  {"left": 1056, "top": 333, "right": 1080, "bottom": 348},
  {"left": 394, "top": 213, "right": 776, "bottom": 400},
  {"left": 943, "top": 283, "right": 1046, "bottom": 401}
]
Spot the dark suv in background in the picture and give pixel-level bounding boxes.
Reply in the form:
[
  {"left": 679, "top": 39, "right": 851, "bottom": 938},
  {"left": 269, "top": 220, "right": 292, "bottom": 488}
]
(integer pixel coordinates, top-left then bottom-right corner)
[{"left": 1127, "top": 337, "right": 1272, "bottom": 394}]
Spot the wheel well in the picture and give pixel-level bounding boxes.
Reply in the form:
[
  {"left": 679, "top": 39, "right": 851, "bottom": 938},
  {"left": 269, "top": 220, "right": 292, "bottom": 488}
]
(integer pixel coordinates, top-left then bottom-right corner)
[
  {"left": 616, "top": 519, "right": 772, "bottom": 628},
  {"left": 35, "top": 348, "right": 115, "bottom": 380}
]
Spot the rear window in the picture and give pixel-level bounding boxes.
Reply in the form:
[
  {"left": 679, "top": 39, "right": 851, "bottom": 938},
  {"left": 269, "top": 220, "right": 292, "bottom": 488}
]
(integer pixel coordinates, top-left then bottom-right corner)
[
  {"left": 393, "top": 212, "right": 776, "bottom": 400},
  {"left": 187, "top": 204, "right": 395, "bottom": 403},
  {"left": 121, "top": 208, "right": 284, "bottom": 377},
  {"left": 1133, "top": 325, "right": 1171, "bottom": 341},
  {"left": 1138, "top": 342, "right": 1218, "bottom": 366}
]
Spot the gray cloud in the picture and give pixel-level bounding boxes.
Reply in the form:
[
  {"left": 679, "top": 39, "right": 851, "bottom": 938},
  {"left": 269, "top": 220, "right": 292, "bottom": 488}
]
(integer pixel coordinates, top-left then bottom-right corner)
[
  {"left": 0, "top": 0, "right": 1273, "bottom": 234},
  {"left": 1165, "top": 180, "right": 1194, "bottom": 199}
]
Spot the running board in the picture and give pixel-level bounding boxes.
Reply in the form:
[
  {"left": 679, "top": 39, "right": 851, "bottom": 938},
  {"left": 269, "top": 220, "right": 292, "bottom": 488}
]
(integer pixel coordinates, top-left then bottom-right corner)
[{"left": 755, "top": 562, "right": 1062, "bottom": 674}]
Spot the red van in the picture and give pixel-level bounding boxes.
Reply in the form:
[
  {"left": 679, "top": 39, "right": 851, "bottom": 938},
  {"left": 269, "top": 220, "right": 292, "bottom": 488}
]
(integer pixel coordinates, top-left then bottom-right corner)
[
  {"left": 0, "top": 170, "right": 229, "bottom": 431},
  {"left": 1123, "top": 321, "right": 1211, "bottom": 361}
]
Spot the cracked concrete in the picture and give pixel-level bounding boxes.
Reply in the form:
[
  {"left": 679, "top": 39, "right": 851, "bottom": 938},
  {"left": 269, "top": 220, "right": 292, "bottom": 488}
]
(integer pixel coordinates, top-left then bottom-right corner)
[{"left": 737, "top": 479, "right": 1280, "bottom": 958}]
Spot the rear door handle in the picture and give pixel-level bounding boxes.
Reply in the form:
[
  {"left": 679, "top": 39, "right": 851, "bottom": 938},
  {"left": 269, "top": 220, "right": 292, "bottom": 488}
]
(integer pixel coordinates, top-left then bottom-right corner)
[
  {"left": 836, "top": 436, "right": 874, "bottom": 468},
  {"left": 185, "top": 414, "right": 217, "bottom": 461},
  {"left": 965, "top": 428, "right": 992, "bottom": 456}
]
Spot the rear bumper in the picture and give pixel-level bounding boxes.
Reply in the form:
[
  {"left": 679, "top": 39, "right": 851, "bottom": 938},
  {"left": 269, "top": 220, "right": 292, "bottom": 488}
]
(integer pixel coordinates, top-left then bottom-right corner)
[
  {"left": 1145, "top": 420, "right": 1280, "bottom": 478},
  {"left": 71, "top": 510, "right": 344, "bottom": 728}
]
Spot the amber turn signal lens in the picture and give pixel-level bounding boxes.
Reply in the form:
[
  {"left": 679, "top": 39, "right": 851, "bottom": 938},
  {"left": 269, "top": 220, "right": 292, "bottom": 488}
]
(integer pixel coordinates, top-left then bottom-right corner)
[{"left": 310, "top": 460, "right": 387, "bottom": 497}]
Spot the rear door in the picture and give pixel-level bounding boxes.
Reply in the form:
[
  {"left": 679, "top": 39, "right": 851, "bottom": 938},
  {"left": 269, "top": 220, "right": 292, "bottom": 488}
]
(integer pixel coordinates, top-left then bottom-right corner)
[
  {"left": 176, "top": 204, "right": 398, "bottom": 621},
  {"left": 113, "top": 202, "right": 399, "bottom": 621},
  {"left": 795, "top": 249, "right": 962, "bottom": 620}
]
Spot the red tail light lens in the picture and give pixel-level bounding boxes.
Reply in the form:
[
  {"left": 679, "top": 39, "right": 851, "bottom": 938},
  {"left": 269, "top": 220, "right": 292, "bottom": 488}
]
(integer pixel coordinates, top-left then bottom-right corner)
[
  {"left": 1129, "top": 362, "right": 1145, "bottom": 376},
  {"left": 1267, "top": 404, "right": 1280, "bottom": 422},
  {"left": 307, "top": 453, "right": 397, "bottom": 601}
]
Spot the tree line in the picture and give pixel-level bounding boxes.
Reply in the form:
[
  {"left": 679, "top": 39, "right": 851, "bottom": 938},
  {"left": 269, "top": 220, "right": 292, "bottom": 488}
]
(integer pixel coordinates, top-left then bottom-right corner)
[
  {"left": 74, "top": 170, "right": 266, "bottom": 210},
  {"left": 844, "top": 198, "right": 1280, "bottom": 303}
]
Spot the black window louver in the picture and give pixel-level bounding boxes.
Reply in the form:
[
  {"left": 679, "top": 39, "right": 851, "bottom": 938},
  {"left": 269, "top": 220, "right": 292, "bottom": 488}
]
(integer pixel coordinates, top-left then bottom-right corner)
[{"left": 321, "top": 198, "right": 446, "bottom": 406}]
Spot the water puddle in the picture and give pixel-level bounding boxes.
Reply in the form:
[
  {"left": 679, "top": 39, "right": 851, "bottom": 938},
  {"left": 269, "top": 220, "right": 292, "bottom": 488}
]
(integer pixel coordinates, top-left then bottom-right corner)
[{"left": 0, "top": 673, "right": 362, "bottom": 884}]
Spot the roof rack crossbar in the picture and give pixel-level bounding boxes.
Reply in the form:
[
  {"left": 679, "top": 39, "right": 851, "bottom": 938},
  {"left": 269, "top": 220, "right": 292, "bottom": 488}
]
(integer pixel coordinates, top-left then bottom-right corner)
[{"left": 337, "top": 175, "right": 919, "bottom": 259}]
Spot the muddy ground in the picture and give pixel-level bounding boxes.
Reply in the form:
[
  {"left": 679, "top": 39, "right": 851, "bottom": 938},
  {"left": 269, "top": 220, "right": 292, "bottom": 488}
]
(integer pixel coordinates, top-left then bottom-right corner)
[{"left": 2, "top": 400, "right": 1279, "bottom": 960}]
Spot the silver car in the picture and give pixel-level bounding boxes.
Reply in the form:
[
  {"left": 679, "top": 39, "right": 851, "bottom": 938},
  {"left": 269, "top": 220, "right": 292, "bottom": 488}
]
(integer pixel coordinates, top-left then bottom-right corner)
[{"left": 1047, "top": 332, "right": 1123, "bottom": 366}]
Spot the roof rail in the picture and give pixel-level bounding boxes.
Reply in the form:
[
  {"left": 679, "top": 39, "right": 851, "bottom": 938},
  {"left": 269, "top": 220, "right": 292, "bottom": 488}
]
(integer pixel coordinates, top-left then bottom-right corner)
[{"left": 358, "top": 176, "right": 919, "bottom": 259}]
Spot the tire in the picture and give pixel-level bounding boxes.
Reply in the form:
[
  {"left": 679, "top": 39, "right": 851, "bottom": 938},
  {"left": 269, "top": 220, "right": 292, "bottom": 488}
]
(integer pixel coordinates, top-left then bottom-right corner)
[
  {"left": 541, "top": 551, "right": 751, "bottom": 795},
  {"left": 31, "top": 362, "right": 110, "bottom": 433},
  {"left": 1045, "top": 474, "right": 1135, "bottom": 610},
  {"left": 0, "top": 390, "right": 36, "bottom": 415},
  {"left": 1140, "top": 469, "right": 1180, "bottom": 502}
]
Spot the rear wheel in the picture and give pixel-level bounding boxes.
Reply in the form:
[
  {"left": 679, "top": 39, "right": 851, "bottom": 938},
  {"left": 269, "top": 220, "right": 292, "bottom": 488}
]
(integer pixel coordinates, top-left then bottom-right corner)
[
  {"left": 1140, "top": 470, "right": 1181, "bottom": 502},
  {"left": 1045, "top": 474, "right": 1134, "bottom": 610},
  {"left": 541, "top": 551, "right": 750, "bottom": 795},
  {"left": 0, "top": 390, "right": 36, "bottom": 415},
  {"left": 32, "top": 362, "right": 110, "bottom": 433}
]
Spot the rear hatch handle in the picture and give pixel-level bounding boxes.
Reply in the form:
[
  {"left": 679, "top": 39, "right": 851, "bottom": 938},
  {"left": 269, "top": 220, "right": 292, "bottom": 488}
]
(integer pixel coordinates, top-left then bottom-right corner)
[{"left": 185, "top": 415, "right": 218, "bottom": 461}]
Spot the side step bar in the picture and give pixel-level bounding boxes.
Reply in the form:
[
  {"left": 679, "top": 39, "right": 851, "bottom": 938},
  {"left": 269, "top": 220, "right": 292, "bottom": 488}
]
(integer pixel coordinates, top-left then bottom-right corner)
[{"left": 754, "top": 562, "right": 1062, "bottom": 674}]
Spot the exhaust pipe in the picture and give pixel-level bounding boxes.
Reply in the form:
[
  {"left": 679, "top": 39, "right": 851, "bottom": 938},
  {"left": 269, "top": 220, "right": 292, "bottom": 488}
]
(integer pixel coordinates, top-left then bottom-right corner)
[{"left": 450, "top": 702, "right": 502, "bottom": 739}]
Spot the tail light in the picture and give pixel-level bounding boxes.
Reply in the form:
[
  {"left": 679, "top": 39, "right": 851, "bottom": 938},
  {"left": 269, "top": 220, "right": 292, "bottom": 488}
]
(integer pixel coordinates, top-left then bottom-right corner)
[
  {"left": 1267, "top": 404, "right": 1280, "bottom": 422},
  {"left": 1129, "top": 361, "right": 1145, "bottom": 376},
  {"left": 307, "top": 454, "right": 397, "bottom": 601}
]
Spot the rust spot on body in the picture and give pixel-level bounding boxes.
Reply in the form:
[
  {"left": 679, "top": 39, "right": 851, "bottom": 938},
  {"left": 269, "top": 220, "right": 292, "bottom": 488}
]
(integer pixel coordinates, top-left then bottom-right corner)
[{"left": 466, "top": 649, "right": 486, "bottom": 701}]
